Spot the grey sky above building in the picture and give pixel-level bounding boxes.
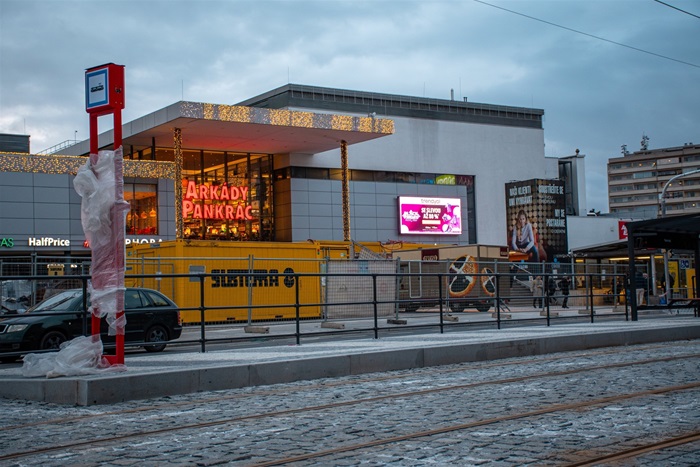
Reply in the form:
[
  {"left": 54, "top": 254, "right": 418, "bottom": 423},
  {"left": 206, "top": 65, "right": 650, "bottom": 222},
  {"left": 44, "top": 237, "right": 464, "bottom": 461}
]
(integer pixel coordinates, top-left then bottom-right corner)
[{"left": 1, "top": 0, "right": 698, "bottom": 212}]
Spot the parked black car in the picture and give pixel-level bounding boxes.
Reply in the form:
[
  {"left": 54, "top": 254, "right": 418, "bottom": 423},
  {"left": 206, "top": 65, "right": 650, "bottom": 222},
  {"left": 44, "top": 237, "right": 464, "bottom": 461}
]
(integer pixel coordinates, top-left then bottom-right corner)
[{"left": 0, "top": 287, "right": 182, "bottom": 362}]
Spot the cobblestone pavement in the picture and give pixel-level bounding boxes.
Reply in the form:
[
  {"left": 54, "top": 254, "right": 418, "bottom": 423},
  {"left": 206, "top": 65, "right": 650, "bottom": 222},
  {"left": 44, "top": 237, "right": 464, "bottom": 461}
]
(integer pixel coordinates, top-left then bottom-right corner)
[{"left": 1, "top": 340, "right": 699, "bottom": 466}]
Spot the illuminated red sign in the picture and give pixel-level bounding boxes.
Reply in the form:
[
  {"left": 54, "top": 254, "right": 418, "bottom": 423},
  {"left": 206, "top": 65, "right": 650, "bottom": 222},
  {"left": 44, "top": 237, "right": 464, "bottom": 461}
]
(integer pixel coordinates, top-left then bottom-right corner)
[
  {"left": 618, "top": 221, "right": 628, "bottom": 240},
  {"left": 183, "top": 181, "right": 254, "bottom": 220},
  {"left": 85, "top": 63, "right": 125, "bottom": 116}
]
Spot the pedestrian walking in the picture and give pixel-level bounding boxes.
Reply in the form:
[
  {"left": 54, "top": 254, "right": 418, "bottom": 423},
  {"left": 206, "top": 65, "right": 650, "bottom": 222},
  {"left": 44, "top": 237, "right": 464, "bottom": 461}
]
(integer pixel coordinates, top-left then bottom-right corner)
[
  {"left": 546, "top": 277, "right": 557, "bottom": 306},
  {"left": 532, "top": 276, "right": 544, "bottom": 308},
  {"left": 634, "top": 269, "right": 647, "bottom": 305},
  {"left": 559, "top": 276, "right": 571, "bottom": 309},
  {"left": 616, "top": 277, "right": 625, "bottom": 305}
]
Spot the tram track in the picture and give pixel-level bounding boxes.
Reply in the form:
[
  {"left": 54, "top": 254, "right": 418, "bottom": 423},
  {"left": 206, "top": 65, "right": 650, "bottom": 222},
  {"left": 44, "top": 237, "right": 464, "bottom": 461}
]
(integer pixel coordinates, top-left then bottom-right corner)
[
  {"left": 565, "top": 431, "right": 700, "bottom": 466},
  {"left": 249, "top": 382, "right": 700, "bottom": 466},
  {"left": 1, "top": 351, "right": 698, "bottom": 463},
  {"left": 2, "top": 341, "right": 691, "bottom": 431}
]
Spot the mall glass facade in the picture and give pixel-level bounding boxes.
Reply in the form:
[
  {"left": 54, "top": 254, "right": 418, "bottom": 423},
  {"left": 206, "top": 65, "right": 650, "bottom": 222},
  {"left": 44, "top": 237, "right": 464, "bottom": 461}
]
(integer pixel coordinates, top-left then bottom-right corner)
[
  {"left": 125, "top": 144, "right": 477, "bottom": 243},
  {"left": 125, "top": 147, "right": 274, "bottom": 241}
]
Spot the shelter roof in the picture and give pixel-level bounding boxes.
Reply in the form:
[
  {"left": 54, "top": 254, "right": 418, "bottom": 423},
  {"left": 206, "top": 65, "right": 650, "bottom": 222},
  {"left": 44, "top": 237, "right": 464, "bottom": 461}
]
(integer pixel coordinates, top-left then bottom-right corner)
[
  {"left": 626, "top": 213, "right": 700, "bottom": 251},
  {"left": 571, "top": 239, "right": 655, "bottom": 259},
  {"left": 571, "top": 213, "right": 700, "bottom": 258},
  {"left": 62, "top": 101, "right": 394, "bottom": 155}
]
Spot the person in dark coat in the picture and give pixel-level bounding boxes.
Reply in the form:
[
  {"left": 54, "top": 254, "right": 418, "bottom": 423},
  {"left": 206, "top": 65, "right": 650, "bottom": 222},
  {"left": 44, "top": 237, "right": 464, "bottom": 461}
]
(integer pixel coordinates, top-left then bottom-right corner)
[
  {"left": 559, "top": 276, "right": 571, "bottom": 309},
  {"left": 634, "top": 269, "right": 647, "bottom": 305},
  {"left": 616, "top": 277, "right": 626, "bottom": 305},
  {"left": 546, "top": 277, "right": 557, "bottom": 306}
]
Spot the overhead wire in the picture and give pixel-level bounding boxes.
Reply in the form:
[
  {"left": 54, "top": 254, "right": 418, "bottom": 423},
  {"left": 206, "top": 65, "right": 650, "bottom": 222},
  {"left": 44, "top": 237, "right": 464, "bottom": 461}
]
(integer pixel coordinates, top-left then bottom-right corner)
[
  {"left": 472, "top": 0, "right": 700, "bottom": 69},
  {"left": 653, "top": 0, "right": 700, "bottom": 20}
]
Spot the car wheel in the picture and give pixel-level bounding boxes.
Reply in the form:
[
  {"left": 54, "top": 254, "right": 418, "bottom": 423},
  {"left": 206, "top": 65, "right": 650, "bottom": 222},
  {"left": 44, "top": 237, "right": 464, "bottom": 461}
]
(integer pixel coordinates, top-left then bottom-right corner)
[
  {"left": 476, "top": 302, "right": 491, "bottom": 313},
  {"left": 449, "top": 301, "right": 465, "bottom": 313},
  {"left": 40, "top": 330, "right": 67, "bottom": 350},
  {"left": 144, "top": 325, "right": 168, "bottom": 352}
]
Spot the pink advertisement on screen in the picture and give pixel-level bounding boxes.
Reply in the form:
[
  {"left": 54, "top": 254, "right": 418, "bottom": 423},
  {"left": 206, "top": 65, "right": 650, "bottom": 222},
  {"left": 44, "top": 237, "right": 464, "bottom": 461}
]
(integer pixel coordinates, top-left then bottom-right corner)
[{"left": 398, "top": 196, "right": 462, "bottom": 235}]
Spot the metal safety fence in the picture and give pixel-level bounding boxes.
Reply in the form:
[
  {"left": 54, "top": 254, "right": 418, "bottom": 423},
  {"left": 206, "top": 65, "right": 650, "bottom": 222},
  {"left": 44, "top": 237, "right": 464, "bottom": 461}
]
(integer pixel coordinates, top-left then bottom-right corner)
[{"left": 4, "top": 265, "right": 683, "bottom": 364}]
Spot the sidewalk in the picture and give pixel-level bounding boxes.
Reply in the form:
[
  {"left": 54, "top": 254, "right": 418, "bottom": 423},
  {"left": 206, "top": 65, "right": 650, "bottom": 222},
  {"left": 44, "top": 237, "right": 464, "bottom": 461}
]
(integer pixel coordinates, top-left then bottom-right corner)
[{"left": 0, "top": 315, "right": 698, "bottom": 406}]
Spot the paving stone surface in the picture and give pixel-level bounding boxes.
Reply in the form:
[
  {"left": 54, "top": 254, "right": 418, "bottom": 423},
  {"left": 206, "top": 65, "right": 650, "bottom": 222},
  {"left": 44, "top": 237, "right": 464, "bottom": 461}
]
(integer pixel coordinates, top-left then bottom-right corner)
[{"left": 1, "top": 339, "right": 699, "bottom": 465}]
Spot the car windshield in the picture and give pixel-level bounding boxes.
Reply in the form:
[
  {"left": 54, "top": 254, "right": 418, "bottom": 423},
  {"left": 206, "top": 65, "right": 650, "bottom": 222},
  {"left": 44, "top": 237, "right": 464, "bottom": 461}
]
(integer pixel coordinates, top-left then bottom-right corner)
[{"left": 26, "top": 290, "right": 82, "bottom": 313}]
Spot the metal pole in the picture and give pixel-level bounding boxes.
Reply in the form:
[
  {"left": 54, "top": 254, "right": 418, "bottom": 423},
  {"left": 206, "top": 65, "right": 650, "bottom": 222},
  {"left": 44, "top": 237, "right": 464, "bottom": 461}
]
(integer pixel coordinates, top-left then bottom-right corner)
[
  {"left": 199, "top": 274, "right": 206, "bottom": 353},
  {"left": 372, "top": 274, "right": 379, "bottom": 340},
  {"left": 438, "top": 273, "right": 444, "bottom": 334},
  {"left": 628, "top": 229, "right": 638, "bottom": 321},
  {"left": 295, "top": 274, "right": 301, "bottom": 345},
  {"left": 589, "top": 273, "right": 595, "bottom": 323},
  {"left": 247, "top": 254, "right": 253, "bottom": 325}
]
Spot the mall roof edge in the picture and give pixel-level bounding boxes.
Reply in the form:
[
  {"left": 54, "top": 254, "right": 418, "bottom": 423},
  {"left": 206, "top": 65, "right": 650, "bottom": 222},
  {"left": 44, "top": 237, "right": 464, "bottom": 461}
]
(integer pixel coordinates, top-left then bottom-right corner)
[{"left": 238, "top": 83, "right": 544, "bottom": 129}]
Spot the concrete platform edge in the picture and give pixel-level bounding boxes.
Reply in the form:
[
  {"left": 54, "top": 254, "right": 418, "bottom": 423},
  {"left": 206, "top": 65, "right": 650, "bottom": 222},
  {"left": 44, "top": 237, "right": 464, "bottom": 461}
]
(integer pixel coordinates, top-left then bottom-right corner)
[{"left": 1, "top": 324, "right": 699, "bottom": 405}]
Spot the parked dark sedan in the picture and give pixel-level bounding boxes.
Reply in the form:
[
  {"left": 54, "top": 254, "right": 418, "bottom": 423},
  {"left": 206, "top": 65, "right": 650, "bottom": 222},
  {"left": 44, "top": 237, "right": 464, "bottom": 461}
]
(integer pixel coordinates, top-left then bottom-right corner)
[{"left": 0, "top": 287, "right": 182, "bottom": 362}]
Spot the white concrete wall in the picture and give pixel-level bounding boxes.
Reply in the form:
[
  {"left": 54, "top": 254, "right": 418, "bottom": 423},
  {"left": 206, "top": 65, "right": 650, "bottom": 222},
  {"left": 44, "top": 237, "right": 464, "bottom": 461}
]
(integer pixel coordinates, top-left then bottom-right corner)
[
  {"left": 289, "top": 114, "right": 545, "bottom": 246},
  {"left": 286, "top": 178, "right": 469, "bottom": 243},
  {"left": 567, "top": 216, "right": 622, "bottom": 251}
]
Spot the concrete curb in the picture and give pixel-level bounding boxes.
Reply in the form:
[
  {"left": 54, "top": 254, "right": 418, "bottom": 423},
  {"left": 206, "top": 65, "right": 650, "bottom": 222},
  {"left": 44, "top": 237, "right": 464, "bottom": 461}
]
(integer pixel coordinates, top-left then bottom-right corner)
[{"left": 1, "top": 320, "right": 698, "bottom": 405}]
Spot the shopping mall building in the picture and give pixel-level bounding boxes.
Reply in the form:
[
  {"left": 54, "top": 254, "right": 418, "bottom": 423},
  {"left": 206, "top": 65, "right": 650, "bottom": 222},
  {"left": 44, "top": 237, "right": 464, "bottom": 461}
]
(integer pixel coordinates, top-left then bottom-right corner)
[{"left": 1, "top": 84, "right": 575, "bottom": 260}]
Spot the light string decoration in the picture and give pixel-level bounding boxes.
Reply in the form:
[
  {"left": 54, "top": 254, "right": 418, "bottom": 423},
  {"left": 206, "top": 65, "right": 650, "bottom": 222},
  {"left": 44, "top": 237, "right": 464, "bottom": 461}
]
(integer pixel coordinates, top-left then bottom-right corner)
[
  {"left": 0, "top": 152, "right": 176, "bottom": 179},
  {"left": 188, "top": 102, "right": 394, "bottom": 135},
  {"left": 174, "top": 128, "right": 184, "bottom": 239},
  {"left": 341, "top": 140, "right": 350, "bottom": 242}
]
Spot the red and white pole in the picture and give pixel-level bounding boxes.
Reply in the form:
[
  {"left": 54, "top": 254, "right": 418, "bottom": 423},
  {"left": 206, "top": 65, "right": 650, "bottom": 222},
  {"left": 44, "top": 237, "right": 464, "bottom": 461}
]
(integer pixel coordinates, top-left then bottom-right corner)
[{"left": 85, "top": 63, "right": 126, "bottom": 365}]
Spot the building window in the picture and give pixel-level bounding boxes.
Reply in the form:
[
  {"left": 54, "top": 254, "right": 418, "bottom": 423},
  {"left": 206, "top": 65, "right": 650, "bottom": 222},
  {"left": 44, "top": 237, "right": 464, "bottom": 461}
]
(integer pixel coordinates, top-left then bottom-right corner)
[
  {"left": 609, "top": 174, "right": 633, "bottom": 181},
  {"left": 609, "top": 184, "right": 630, "bottom": 192},
  {"left": 181, "top": 152, "right": 274, "bottom": 241},
  {"left": 351, "top": 170, "right": 375, "bottom": 181},
  {"left": 125, "top": 183, "right": 158, "bottom": 235},
  {"left": 304, "top": 167, "right": 329, "bottom": 179}
]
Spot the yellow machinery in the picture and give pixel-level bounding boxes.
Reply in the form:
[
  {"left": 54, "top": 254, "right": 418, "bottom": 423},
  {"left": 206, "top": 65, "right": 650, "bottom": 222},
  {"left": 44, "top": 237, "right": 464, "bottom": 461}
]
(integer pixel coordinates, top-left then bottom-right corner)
[{"left": 126, "top": 239, "right": 459, "bottom": 323}]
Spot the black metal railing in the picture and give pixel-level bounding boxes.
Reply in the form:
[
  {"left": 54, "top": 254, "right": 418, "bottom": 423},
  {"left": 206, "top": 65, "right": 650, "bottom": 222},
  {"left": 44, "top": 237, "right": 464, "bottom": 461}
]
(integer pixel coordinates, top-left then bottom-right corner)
[{"left": 0, "top": 270, "right": 655, "bottom": 363}]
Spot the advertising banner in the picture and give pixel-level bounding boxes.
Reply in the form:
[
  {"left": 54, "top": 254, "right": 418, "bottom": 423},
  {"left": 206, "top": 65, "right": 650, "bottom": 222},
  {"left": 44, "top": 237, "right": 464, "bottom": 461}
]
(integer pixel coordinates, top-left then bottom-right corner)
[
  {"left": 505, "top": 179, "right": 568, "bottom": 261},
  {"left": 618, "top": 221, "right": 628, "bottom": 240},
  {"left": 398, "top": 196, "right": 462, "bottom": 235}
]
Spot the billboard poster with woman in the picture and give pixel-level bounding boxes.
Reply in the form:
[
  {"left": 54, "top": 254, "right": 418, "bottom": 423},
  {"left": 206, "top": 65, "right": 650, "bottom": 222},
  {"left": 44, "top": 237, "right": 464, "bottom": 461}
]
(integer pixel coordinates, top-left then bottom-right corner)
[{"left": 505, "top": 179, "right": 568, "bottom": 262}]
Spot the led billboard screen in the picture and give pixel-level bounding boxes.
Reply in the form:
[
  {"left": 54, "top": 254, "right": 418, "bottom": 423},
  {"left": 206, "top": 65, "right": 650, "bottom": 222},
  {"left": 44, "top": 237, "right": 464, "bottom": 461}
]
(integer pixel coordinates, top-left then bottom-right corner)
[{"left": 398, "top": 196, "right": 462, "bottom": 235}]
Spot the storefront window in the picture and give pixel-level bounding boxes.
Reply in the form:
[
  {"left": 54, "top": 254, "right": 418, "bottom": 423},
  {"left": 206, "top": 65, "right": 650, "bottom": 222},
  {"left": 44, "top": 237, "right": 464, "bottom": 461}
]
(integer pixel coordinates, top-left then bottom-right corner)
[
  {"left": 125, "top": 183, "right": 158, "bottom": 235},
  {"left": 181, "top": 151, "right": 274, "bottom": 241}
]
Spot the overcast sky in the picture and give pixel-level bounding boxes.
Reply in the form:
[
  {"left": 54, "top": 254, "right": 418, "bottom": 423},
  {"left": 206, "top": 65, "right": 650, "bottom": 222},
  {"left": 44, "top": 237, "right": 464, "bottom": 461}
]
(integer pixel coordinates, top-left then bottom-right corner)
[{"left": 1, "top": 0, "right": 698, "bottom": 213}]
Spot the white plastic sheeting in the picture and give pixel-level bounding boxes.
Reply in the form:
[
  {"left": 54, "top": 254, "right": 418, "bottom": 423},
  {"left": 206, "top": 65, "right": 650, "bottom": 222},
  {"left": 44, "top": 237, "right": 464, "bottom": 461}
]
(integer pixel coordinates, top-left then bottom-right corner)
[
  {"left": 73, "top": 148, "right": 129, "bottom": 336},
  {"left": 20, "top": 149, "right": 129, "bottom": 378},
  {"left": 21, "top": 336, "right": 126, "bottom": 378}
]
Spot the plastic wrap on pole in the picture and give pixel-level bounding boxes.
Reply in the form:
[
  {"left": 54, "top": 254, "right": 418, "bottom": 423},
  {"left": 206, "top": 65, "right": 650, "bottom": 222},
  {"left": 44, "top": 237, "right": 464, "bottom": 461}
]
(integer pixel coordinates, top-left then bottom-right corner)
[{"left": 73, "top": 148, "right": 130, "bottom": 336}]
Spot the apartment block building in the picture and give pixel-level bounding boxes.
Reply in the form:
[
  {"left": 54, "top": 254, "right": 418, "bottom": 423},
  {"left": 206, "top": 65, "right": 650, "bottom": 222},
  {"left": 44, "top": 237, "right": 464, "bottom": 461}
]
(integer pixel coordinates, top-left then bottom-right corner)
[{"left": 608, "top": 143, "right": 700, "bottom": 218}]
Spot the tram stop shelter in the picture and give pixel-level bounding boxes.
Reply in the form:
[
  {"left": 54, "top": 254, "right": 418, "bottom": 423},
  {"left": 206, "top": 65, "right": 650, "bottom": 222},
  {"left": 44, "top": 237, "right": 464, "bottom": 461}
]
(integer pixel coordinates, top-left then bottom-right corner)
[{"left": 626, "top": 212, "right": 700, "bottom": 320}]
